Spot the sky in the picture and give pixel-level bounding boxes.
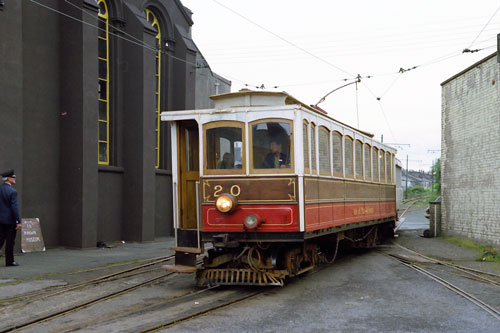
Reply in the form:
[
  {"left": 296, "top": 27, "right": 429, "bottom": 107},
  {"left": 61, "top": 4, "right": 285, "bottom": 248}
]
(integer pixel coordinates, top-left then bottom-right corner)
[{"left": 181, "top": 0, "right": 500, "bottom": 172}]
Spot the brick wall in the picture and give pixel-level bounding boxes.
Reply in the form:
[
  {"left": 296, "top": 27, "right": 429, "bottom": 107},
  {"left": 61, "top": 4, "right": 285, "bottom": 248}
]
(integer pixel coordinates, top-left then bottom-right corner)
[{"left": 441, "top": 53, "right": 500, "bottom": 246}]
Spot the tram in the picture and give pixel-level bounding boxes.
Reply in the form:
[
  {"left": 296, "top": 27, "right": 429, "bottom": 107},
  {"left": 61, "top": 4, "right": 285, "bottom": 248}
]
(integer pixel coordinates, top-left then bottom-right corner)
[{"left": 161, "top": 90, "right": 397, "bottom": 286}]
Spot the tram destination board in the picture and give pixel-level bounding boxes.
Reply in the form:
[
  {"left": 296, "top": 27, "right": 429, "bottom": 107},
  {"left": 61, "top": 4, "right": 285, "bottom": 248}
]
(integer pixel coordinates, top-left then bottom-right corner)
[{"left": 21, "top": 218, "right": 46, "bottom": 253}]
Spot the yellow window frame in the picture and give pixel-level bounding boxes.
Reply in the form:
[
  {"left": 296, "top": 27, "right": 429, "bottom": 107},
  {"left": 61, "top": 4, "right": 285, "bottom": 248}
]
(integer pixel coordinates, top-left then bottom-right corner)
[
  {"left": 249, "top": 118, "right": 294, "bottom": 175},
  {"left": 97, "top": 0, "right": 110, "bottom": 165},
  {"left": 145, "top": 8, "right": 162, "bottom": 169},
  {"left": 203, "top": 121, "right": 246, "bottom": 176}
]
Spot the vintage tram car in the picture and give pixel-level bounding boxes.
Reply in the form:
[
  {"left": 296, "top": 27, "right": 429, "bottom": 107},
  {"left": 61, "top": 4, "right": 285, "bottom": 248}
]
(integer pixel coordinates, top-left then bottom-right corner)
[{"left": 162, "top": 90, "right": 397, "bottom": 286}]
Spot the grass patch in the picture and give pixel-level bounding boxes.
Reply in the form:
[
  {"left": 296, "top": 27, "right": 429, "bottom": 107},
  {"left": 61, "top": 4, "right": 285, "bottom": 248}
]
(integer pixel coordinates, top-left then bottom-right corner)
[{"left": 444, "top": 236, "right": 500, "bottom": 262}]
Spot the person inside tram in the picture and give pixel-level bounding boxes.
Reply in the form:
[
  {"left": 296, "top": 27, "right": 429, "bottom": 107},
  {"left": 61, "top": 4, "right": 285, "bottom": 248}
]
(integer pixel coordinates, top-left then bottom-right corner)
[
  {"left": 217, "top": 152, "right": 234, "bottom": 169},
  {"left": 261, "top": 138, "right": 288, "bottom": 168}
]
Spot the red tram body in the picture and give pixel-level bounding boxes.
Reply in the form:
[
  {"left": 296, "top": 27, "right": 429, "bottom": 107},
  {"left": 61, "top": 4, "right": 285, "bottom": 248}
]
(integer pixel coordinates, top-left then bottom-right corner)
[{"left": 162, "top": 91, "right": 397, "bottom": 286}]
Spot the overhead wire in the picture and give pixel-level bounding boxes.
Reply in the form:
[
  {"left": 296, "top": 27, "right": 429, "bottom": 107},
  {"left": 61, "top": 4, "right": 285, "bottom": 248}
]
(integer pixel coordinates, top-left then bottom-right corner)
[
  {"left": 211, "top": 0, "right": 355, "bottom": 78},
  {"left": 28, "top": 0, "right": 500, "bottom": 141},
  {"left": 28, "top": 0, "right": 226, "bottom": 71},
  {"left": 467, "top": 3, "right": 500, "bottom": 49}
]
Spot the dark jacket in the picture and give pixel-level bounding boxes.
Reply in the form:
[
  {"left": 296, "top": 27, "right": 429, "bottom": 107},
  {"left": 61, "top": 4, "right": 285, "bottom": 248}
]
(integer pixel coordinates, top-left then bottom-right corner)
[
  {"left": 0, "top": 183, "right": 21, "bottom": 225},
  {"left": 261, "top": 152, "right": 288, "bottom": 169}
]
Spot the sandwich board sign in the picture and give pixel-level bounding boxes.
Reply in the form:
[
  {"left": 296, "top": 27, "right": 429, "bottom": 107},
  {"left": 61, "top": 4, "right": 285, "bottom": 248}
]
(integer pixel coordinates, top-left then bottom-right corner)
[{"left": 21, "top": 218, "right": 46, "bottom": 253}]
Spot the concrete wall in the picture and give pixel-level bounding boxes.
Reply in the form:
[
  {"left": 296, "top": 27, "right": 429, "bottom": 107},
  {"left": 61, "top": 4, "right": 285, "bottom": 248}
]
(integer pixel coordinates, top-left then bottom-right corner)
[
  {"left": 441, "top": 52, "right": 500, "bottom": 246},
  {"left": 395, "top": 165, "right": 403, "bottom": 209}
]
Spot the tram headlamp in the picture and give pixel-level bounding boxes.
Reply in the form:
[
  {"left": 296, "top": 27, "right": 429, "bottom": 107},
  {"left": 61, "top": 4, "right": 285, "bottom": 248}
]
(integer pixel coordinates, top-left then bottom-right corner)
[
  {"left": 215, "top": 194, "right": 237, "bottom": 213},
  {"left": 244, "top": 214, "right": 261, "bottom": 230}
]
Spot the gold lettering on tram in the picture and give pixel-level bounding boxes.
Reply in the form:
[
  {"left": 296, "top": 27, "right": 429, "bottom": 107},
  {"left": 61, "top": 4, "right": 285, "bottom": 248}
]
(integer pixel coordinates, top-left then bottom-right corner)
[
  {"left": 213, "top": 185, "right": 223, "bottom": 197},
  {"left": 230, "top": 185, "right": 241, "bottom": 197}
]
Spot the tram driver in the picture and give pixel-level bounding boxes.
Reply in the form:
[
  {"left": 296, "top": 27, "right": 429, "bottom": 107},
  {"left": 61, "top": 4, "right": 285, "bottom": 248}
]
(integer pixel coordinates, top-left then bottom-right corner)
[{"left": 261, "top": 138, "right": 288, "bottom": 169}]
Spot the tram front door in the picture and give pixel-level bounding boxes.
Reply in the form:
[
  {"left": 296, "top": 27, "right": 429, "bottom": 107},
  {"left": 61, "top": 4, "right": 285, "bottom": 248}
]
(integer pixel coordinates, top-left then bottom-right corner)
[{"left": 177, "top": 120, "right": 200, "bottom": 247}]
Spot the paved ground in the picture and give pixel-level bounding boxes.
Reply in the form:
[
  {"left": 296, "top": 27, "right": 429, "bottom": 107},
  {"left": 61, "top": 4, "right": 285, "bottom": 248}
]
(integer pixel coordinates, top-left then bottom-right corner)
[
  {"left": 1, "top": 205, "right": 500, "bottom": 332},
  {"left": 0, "top": 238, "right": 175, "bottom": 298}
]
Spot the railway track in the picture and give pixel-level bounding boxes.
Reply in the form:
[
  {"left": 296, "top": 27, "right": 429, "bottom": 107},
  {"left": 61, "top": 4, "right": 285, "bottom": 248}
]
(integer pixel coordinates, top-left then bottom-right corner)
[
  {"left": 0, "top": 255, "right": 176, "bottom": 333},
  {"left": 4, "top": 256, "right": 338, "bottom": 332},
  {"left": 379, "top": 243, "right": 500, "bottom": 321},
  {"left": 1, "top": 255, "right": 175, "bottom": 306}
]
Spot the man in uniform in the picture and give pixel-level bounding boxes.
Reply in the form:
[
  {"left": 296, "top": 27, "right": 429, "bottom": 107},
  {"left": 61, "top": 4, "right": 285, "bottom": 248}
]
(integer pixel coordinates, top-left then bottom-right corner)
[{"left": 0, "top": 169, "right": 22, "bottom": 266}]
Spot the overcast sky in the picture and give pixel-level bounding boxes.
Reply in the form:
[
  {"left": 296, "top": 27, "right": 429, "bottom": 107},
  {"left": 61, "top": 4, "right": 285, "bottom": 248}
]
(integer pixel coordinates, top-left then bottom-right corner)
[{"left": 181, "top": 0, "right": 500, "bottom": 171}]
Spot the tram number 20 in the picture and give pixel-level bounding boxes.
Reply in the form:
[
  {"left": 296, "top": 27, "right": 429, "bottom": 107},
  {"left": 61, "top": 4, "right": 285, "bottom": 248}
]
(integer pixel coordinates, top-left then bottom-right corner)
[{"left": 214, "top": 185, "right": 241, "bottom": 197}]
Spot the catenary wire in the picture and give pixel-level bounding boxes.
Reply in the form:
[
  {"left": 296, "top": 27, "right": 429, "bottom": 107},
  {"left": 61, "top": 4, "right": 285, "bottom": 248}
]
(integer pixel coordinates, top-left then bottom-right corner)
[
  {"left": 467, "top": 3, "right": 500, "bottom": 49},
  {"left": 211, "top": 0, "right": 355, "bottom": 78}
]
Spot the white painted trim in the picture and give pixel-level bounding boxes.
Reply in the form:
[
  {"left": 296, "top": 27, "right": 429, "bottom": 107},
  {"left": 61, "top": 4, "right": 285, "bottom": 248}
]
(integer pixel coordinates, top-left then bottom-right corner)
[
  {"left": 170, "top": 123, "right": 178, "bottom": 230},
  {"left": 298, "top": 175, "right": 305, "bottom": 232}
]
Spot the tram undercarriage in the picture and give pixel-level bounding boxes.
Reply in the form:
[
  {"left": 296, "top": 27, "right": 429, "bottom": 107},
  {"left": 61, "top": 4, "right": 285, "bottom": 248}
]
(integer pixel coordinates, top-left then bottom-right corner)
[{"left": 197, "top": 222, "right": 395, "bottom": 287}]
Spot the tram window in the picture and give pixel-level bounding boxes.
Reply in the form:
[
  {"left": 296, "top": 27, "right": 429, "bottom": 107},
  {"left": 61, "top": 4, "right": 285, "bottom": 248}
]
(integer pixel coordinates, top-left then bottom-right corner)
[
  {"left": 185, "top": 127, "right": 199, "bottom": 172},
  {"left": 364, "top": 144, "right": 371, "bottom": 180},
  {"left": 372, "top": 147, "right": 379, "bottom": 181},
  {"left": 386, "top": 152, "right": 392, "bottom": 183},
  {"left": 380, "top": 149, "right": 386, "bottom": 181},
  {"left": 332, "top": 132, "right": 343, "bottom": 176},
  {"left": 204, "top": 122, "right": 244, "bottom": 174},
  {"left": 311, "top": 123, "right": 316, "bottom": 173},
  {"left": 355, "top": 140, "right": 363, "bottom": 178},
  {"left": 251, "top": 120, "right": 293, "bottom": 172},
  {"left": 319, "top": 127, "right": 330, "bottom": 175},
  {"left": 345, "top": 136, "right": 353, "bottom": 177},
  {"left": 303, "top": 122, "right": 309, "bottom": 172}
]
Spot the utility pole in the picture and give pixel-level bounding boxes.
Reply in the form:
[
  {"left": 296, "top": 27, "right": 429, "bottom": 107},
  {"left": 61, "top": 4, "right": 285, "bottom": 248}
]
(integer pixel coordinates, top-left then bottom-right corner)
[{"left": 405, "top": 154, "right": 408, "bottom": 199}]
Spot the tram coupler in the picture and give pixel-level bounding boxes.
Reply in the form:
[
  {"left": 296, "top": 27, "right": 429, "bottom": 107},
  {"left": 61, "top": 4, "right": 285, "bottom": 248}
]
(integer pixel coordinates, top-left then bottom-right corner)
[{"left": 212, "top": 233, "right": 240, "bottom": 248}]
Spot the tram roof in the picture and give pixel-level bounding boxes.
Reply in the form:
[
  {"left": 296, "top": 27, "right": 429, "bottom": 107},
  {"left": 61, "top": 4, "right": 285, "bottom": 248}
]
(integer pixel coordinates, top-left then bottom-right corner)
[{"left": 210, "top": 90, "right": 375, "bottom": 138}]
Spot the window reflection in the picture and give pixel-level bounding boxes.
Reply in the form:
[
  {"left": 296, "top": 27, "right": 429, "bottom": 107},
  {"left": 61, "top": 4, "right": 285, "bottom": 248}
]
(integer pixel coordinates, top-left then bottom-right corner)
[
  {"left": 206, "top": 126, "right": 243, "bottom": 170},
  {"left": 252, "top": 121, "right": 292, "bottom": 170}
]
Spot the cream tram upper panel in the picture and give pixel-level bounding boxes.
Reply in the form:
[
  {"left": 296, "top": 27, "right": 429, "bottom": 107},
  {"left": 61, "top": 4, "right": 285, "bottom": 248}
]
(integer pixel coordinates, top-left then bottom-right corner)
[{"left": 160, "top": 90, "right": 396, "bottom": 155}]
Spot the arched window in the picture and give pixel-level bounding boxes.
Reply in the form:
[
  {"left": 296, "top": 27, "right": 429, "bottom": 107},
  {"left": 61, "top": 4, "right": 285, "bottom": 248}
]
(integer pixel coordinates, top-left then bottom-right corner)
[
  {"left": 319, "top": 127, "right": 331, "bottom": 175},
  {"left": 145, "top": 8, "right": 162, "bottom": 168},
  {"left": 391, "top": 154, "right": 395, "bottom": 184},
  {"left": 332, "top": 131, "right": 343, "bottom": 177},
  {"left": 355, "top": 140, "right": 363, "bottom": 179},
  {"left": 364, "top": 144, "right": 371, "bottom": 180},
  {"left": 97, "top": 0, "right": 110, "bottom": 165},
  {"left": 311, "top": 123, "right": 316, "bottom": 174},
  {"left": 386, "top": 152, "right": 392, "bottom": 183},
  {"left": 303, "top": 120, "right": 309, "bottom": 173},
  {"left": 380, "top": 149, "right": 386, "bottom": 182},
  {"left": 372, "top": 147, "right": 379, "bottom": 182},
  {"left": 344, "top": 136, "right": 353, "bottom": 178}
]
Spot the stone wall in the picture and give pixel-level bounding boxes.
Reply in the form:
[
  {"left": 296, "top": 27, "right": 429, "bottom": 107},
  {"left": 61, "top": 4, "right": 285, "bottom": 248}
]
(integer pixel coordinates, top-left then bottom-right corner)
[{"left": 441, "top": 52, "right": 500, "bottom": 246}]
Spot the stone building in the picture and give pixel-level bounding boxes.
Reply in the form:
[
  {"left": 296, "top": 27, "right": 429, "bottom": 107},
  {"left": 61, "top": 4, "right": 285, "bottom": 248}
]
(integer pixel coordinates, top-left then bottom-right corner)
[
  {"left": 0, "top": 0, "right": 230, "bottom": 248},
  {"left": 441, "top": 51, "right": 500, "bottom": 246}
]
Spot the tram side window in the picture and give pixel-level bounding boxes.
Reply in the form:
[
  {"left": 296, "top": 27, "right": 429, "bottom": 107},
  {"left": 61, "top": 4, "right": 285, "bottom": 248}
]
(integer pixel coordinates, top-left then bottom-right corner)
[
  {"left": 364, "top": 144, "right": 371, "bottom": 180},
  {"left": 386, "top": 152, "right": 392, "bottom": 183},
  {"left": 252, "top": 121, "right": 292, "bottom": 171},
  {"left": 380, "top": 149, "right": 386, "bottom": 181},
  {"left": 303, "top": 122, "right": 309, "bottom": 172},
  {"left": 345, "top": 136, "right": 354, "bottom": 177},
  {"left": 332, "top": 132, "right": 343, "bottom": 176},
  {"left": 355, "top": 140, "right": 363, "bottom": 178},
  {"left": 311, "top": 123, "right": 316, "bottom": 173},
  {"left": 205, "top": 125, "right": 243, "bottom": 172},
  {"left": 319, "top": 127, "right": 330, "bottom": 175},
  {"left": 372, "top": 147, "right": 379, "bottom": 181}
]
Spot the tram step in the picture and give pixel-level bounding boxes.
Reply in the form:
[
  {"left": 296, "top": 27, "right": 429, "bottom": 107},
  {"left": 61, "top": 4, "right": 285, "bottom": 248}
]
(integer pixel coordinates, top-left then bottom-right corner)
[
  {"left": 170, "top": 246, "right": 203, "bottom": 254},
  {"left": 162, "top": 264, "right": 197, "bottom": 273}
]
